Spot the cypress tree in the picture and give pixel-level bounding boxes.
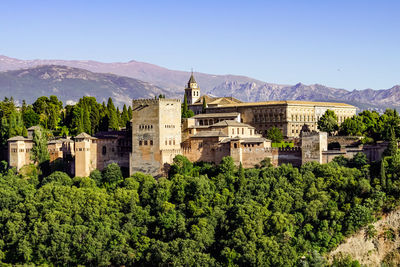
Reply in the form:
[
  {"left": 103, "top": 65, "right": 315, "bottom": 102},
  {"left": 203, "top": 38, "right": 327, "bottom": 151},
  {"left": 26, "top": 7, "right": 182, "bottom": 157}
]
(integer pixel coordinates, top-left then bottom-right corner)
[
  {"left": 202, "top": 96, "right": 207, "bottom": 113},
  {"left": 384, "top": 128, "right": 398, "bottom": 157},
  {"left": 107, "top": 98, "right": 119, "bottom": 130},
  {"left": 121, "top": 104, "right": 129, "bottom": 128},
  {"left": 380, "top": 159, "right": 386, "bottom": 190},
  {"left": 83, "top": 105, "right": 91, "bottom": 134},
  {"left": 76, "top": 108, "right": 84, "bottom": 134},
  {"left": 128, "top": 106, "right": 132, "bottom": 121},
  {"left": 116, "top": 106, "right": 122, "bottom": 127},
  {"left": 31, "top": 126, "right": 50, "bottom": 165},
  {"left": 182, "top": 94, "right": 189, "bottom": 118}
]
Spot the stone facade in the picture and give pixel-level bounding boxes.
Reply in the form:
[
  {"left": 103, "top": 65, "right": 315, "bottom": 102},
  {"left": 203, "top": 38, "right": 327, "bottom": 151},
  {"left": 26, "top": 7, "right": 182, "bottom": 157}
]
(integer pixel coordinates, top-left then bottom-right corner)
[
  {"left": 182, "top": 119, "right": 273, "bottom": 168},
  {"left": 8, "top": 137, "right": 33, "bottom": 171},
  {"left": 94, "top": 131, "right": 131, "bottom": 171},
  {"left": 5, "top": 74, "right": 390, "bottom": 177},
  {"left": 205, "top": 101, "right": 356, "bottom": 138},
  {"left": 48, "top": 138, "right": 74, "bottom": 163},
  {"left": 301, "top": 131, "right": 328, "bottom": 164},
  {"left": 186, "top": 73, "right": 356, "bottom": 138},
  {"left": 130, "top": 98, "right": 182, "bottom": 177},
  {"left": 74, "top": 133, "right": 97, "bottom": 177}
]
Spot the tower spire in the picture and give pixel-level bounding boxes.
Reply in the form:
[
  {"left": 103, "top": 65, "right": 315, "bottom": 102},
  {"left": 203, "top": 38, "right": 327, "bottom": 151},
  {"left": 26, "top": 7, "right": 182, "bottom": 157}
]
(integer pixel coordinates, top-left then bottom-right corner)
[{"left": 185, "top": 70, "right": 200, "bottom": 105}]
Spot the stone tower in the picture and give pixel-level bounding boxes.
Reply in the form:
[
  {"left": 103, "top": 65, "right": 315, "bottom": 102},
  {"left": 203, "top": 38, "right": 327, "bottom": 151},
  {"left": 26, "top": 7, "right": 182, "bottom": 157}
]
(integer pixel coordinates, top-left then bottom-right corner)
[
  {"left": 301, "top": 131, "right": 328, "bottom": 164},
  {"left": 130, "top": 98, "right": 182, "bottom": 177},
  {"left": 7, "top": 136, "right": 33, "bottom": 171},
  {"left": 184, "top": 72, "right": 200, "bottom": 105},
  {"left": 74, "top": 132, "right": 97, "bottom": 177}
]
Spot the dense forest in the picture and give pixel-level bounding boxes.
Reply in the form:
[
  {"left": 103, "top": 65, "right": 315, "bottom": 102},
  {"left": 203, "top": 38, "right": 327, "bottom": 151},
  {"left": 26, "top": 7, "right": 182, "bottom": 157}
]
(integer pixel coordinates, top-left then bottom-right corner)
[
  {"left": 1, "top": 95, "right": 400, "bottom": 265},
  {"left": 0, "top": 144, "right": 399, "bottom": 266},
  {"left": 0, "top": 95, "right": 132, "bottom": 160}
]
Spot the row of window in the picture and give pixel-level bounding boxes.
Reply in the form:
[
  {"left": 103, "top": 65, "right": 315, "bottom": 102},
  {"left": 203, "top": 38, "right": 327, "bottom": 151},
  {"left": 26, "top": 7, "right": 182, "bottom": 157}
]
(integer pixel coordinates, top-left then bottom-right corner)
[
  {"left": 253, "top": 109, "right": 284, "bottom": 114},
  {"left": 165, "top": 139, "right": 176, "bottom": 146},
  {"left": 139, "top": 125, "right": 153, "bottom": 130},
  {"left": 291, "top": 115, "right": 315, "bottom": 122},
  {"left": 254, "top": 116, "right": 282, "bottom": 122},
  {"left": 76, "top": 148, "right": 90, "bottom": 152},
  {"left": 231, "top": 128, "right": 253, "bottom": 135},
  {"left": 187, "top": 90, "right": 199, "bottom": 97},
  {"left": 243, "top": 143, "right": 257, "bottom": 148},
  {"left": 165, "top": 125, "right": 176, "bottom": 128},
  {"left": 139, "top": 140, "right": 153, "bottom": 146},
  {"left": 11, "top": 148, "right": 32, "bottom": 153}
]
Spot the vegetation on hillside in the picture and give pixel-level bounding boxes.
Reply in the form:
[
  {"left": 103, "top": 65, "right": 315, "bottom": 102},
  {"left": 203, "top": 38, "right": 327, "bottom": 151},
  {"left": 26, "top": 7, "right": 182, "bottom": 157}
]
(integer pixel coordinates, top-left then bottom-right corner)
[
  {"left": 0, "top": 96, "right": 132, "bottom": 161},
  {"left": 336, "top": 109, "right": 400, "bottom": 141},
  {"left": 0, "top": 145, "right": 399, "bottom": 266}
]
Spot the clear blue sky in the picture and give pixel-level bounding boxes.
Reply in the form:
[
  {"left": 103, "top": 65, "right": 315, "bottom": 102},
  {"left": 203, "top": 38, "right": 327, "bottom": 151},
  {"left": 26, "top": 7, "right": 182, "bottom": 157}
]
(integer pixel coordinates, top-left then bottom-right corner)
[{"left": 1, "top": 0, "right": 399, "bottom": 90}]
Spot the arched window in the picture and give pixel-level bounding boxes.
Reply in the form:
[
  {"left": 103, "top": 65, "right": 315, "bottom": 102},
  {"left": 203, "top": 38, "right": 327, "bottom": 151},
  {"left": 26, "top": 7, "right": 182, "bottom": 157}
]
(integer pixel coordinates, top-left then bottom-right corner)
[{"left": 102, "top": 146, "right": 107, "bottom": 155}]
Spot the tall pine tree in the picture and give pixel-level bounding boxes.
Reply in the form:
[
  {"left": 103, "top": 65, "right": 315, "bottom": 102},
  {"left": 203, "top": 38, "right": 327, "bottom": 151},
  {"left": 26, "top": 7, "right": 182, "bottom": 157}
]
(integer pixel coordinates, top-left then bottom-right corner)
[
  {"left": 107, "top": 98, "right": 119, "bottom": 130},
  {"left": 121, "top": 104, "right": 130, "bottom": 128},
  {"left": 31, "top": 126, "right": 50, "bottom": 165}
]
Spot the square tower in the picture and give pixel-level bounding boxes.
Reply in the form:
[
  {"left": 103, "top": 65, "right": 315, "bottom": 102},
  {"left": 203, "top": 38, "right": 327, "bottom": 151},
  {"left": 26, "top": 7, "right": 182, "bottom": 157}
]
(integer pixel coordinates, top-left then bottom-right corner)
[
  {"left": 130, "top": 98, "right": 182, "bottom": 177},
  {"left": 8, "top": 137, "right": 34, "bottom": 171},
  {"left": 301, "top": 131, "right": 328, "bottom": 164},
  {"left": 74, "top": 133, "right": 97, "bottom": 177},
  {"left": 184, "top": 73, "right": 200, "bottom": 105}
]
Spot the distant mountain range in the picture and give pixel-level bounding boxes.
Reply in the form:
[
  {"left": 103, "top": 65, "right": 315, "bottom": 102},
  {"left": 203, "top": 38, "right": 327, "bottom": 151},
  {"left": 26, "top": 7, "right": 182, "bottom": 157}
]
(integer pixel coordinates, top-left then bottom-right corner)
[
  {"left": 1, "top": 55, "right": 399, "bottom": 111},
  {"left": 0, "top": 65, "right": 170, "bottom": 106}
]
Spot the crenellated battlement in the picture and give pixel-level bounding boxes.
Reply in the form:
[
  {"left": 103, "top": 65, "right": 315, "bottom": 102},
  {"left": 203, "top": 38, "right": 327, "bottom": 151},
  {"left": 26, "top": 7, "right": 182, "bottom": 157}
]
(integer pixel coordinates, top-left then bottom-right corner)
[
  {"left": 278, "top": 146, "right": 301, "bottom": 152},
  {"left": 161, "top": 148, "right": 183, "bottom": 154},
  {"left": 132, "top": 98, "right": 181, "bottom": 106},
  {"left": 300, "top": 130, "right": 320, "bottom": 137}
]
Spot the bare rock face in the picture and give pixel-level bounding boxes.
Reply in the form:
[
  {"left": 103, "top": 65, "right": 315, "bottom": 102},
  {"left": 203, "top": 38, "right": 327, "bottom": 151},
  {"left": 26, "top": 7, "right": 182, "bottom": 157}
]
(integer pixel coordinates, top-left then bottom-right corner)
[{"left": 329, "top": 208, "right": 400, "bottom": 266}]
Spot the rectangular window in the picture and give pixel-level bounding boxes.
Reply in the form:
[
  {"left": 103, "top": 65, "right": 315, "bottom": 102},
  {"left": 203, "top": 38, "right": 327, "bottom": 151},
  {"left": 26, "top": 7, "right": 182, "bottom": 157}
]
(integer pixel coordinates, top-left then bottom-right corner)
[
  {"left": 150, "top": 140, "right": 153, "bottom": 146},
  {"left": 144, "top": 140, "right": 148, "bottom": 146},
  {"left": 242, "top": 128, "right": 244, "bottom": 134},
  {"left": 139, "top": 141, "right": 142, "bottom": 146}
]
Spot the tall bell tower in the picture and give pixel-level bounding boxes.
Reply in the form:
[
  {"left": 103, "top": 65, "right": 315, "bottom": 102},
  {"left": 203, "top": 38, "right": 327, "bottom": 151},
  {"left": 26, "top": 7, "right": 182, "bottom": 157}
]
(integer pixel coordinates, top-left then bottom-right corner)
[{"left": 184, "top": 72, "right": 200, "bottom": 105}]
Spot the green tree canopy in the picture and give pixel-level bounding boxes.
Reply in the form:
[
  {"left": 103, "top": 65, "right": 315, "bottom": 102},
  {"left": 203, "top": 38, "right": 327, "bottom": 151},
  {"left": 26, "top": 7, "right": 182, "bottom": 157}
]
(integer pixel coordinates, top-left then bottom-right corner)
[
  {"left": 318, "top": 109, "right": 339, "bottom": 135},
  {"left": 31, "top": 126, "right": 50, "bottom": 165},
  {"left": 267, "top": 126, "right": 284, "bottom": 143}
]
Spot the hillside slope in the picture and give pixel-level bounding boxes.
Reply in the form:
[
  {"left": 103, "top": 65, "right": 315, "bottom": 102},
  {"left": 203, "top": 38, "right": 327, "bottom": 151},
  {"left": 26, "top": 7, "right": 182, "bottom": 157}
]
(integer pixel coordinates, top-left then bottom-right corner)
[
  {"left": 1, "top": 55, "right": 400, "bottom": 111},
  {"left": 329, "top": 208, "right": 400, "bottom": 266},
  {"left": 0, "top": 65, "right": 173, "bottom": 106},
  {"left": 0, "top": 55, "right": 266, "bottom": 92}
]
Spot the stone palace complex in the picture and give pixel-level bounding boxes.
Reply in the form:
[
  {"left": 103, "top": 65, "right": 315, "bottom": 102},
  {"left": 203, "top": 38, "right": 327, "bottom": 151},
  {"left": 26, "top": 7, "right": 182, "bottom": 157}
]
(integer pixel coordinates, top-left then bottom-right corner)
[{"left": 7, "top": 74, "right": 387, "bottom": 177}]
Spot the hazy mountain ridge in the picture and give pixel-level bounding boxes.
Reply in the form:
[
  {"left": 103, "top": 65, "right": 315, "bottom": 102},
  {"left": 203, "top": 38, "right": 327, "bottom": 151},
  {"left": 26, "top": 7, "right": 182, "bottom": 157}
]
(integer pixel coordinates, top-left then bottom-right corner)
[
  {"left": 206, "top": 81, "right": 400, "bottom": 111},
  {"left": 0, "top": 65, "right": 172, "bottom": 106},
  {"left": 1, "top": 55, "right": 400, "bottom": 111},
  {"left": 0, "top": 55, "right": 266, "bottom": 92}
]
